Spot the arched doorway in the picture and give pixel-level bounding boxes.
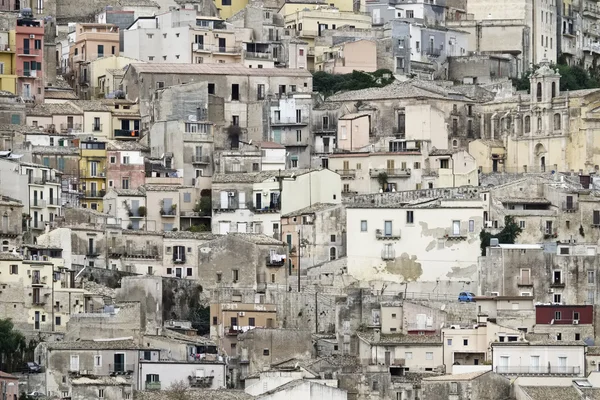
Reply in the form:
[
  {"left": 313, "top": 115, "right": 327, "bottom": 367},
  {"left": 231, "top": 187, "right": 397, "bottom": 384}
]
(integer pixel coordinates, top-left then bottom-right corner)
[{"left": 534, "top": 143, "right": 547, "bottom": 172}]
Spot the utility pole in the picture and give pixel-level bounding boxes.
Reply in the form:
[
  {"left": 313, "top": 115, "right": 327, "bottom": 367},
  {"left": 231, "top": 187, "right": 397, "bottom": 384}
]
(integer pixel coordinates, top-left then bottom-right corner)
[
  {"left": 297, "top": 227, "right": 301, "bottom": 292},
  {"left": 314, "top": 290, "right": 318, "bottom": 333}
]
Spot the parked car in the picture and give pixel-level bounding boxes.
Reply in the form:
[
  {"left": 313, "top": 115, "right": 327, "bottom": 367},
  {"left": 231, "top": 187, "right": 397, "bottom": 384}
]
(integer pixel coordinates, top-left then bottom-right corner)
[
  {"left": 22, "top": 362, "right": 42, "bottom": 373},
  {"left": 27, "top": 391, "right": 44, "bottom": 398},
  {"left": 458, "top": 292, "right": 475, "bottom": 302}
]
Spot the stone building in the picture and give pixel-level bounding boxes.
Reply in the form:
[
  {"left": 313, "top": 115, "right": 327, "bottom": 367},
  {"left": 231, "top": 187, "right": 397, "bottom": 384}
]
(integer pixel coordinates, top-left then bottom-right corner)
[
  {"left": 0, "top": 195, "right": 24, "bottom": 252},
  {"left": 162, "top": 231, "right": 218, "bottom": 280},
  {"left": 422, "top": 371, "right": 511, "bottom": 400},
  {"left": 106, "top": 140, "right": 148, "bottom": 191}
]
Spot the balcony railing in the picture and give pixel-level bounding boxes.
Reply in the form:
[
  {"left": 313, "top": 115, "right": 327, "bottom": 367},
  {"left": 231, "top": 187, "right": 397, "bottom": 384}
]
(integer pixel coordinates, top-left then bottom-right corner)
[
  {"left": 335, "top": 169, "right": 356, "bottom": 179},
  {"left": 192, "top": 156, "right": 211, "bottom": 164},
  {"left": 92, "top": 124, "right": 103, "bottom": 132},
  {"left": 225, "top": 326, "right": 243, "bottom": 336},
  {"left": 266, "top": 255, "right": 285, "bottom": 266},
  {"left": 271, "top": 117, "right": 309, "bottom": 126},
  {"left": 369, "top": 168, "right": 411, "bottom": 178},
  {"left": 244, "top": 50, "right": 273, "bottom": 60},
  {"left": 109, "top": 364, "right": 135, "bottom": 374},
  {"left": 376, "top": 228, "right": 401, "bottom": 240},
  {"left": 495, "top": 366, "right": 581, "bottom": 375},
  {"left": 83, "top": 190, "right": 106, "bottom": 198},
  {"left": 423, "top": 47, "right": 442, "bottom": 57},
  {"left": 517, "top": 277, "right": 533, "bottom": 286},
  {"left": 114, "top": 129, "right": 140, "bottom": 139},
  {"left": 161, "top": 208, "right": 177, "bottom": 217},
  {"left": 145, "top": 381, "right": 161, "bottom": 390},
  {"left": 31, "top": 199, "right": 47, "bottom": 208},
  {"left": 550, "top": 280, "right": 565, "bottom": 288},
  {"left": 16, "top": 69, "right": 38, "bottom": 78},
  {"left": 31, "top": 176, "right": 61, "bottom": 185},
  {"left": 31, "top": 276, "right": 46, "bottom": 285},
  {"left": 48, "top": 198, "right": 61, "bottom": 207},
  {"left": 60, "top": 123, "right": 82, "bottom": 133},
  {"left": 17, "top": 47, "right": 40, "bottom": 56},
  {"left": 562, "top": 202, "right": 578, "bottom": 212}
]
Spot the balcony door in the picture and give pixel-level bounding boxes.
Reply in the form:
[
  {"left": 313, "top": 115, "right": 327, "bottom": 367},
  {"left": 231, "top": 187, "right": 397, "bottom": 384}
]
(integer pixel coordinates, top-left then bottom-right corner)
[
  {"left": 113, "top": 353, "right": 124, "bottom": 372},
  {"left": 530, "top": 355, "right": 540, "bottom": 373}
]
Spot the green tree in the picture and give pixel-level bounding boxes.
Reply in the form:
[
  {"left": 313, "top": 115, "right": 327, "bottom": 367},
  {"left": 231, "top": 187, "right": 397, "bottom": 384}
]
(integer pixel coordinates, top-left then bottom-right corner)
[
  {"left": 313, "top": 69, "right": 395, "bottom": 97},
  {"left": 0, "top": 318, "right": 26, "bottom": 372},
  {"left": 512, "top": 62, "right": 600, "bottom": 92},
  {"left": 480, "top": 216, "right": 523, "bottom": 256}
]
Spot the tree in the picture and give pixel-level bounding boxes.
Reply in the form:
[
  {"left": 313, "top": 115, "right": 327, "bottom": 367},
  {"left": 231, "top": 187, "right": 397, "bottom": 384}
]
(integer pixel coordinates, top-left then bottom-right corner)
[
  {"left": 480, "top": 216, "right": 523, "bottom": 256},
  {"left": 0, "top": 319, "right": 26, "bottom": 372},
  {"left": 512, "top": 62, "right": 599, "bottom": 93},
  {"left": 313, "top": 69, "right": 395, "bottom": 97},
  {"left": 377, "top": 172, "right": 389, "bottom": 191}
]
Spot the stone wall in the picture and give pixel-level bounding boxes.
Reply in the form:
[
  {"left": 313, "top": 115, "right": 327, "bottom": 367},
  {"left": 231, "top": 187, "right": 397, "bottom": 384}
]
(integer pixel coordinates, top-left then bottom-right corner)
[{"left": 343, "top": 186, "right": 481, "bottom": 205}]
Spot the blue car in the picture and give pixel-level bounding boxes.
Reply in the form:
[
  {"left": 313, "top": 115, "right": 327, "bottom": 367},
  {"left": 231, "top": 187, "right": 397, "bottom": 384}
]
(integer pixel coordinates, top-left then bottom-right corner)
[{"left": 458, "top": 292, "right": 475, "bottom": 302}]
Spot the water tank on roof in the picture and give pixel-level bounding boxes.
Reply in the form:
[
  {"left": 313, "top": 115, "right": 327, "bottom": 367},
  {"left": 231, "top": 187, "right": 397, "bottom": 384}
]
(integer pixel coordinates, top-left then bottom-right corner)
[
  {"left": 20, "top": 8, "right": 33, "bottom": 18},
  {"left": 490, "top": 238, "right": 500, "bottom": 247},
  {"left": 106, "top": 5, "right": 113, "bottom": 11}
]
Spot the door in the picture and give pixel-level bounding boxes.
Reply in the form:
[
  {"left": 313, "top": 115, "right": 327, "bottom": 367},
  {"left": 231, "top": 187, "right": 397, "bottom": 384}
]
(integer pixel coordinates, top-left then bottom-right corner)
[
  {"left": 530, "top": 355, "right": 540, "bottom": 373},
  {"left": 323, "top": 137, "right": 330, "bottom": 153},
  {"left": 384, "top": 351, "right": 391, "bottom": 366},
  {"left": 255, "top": 193, "right": 262, "bottom": 209},
  {"left": 218, "top": 38, "right": 226, "bottom": 52},
  {"left": 131, "top": 200, "right": 139, "bottom": 216},
  {"left": 34, "top": 311, "right": 40, "bottom": 330},
  {"left": 90, "top": 181, "right": 98, "bottom": 196},
  {"left": 67, "top": 116, "right": 73, "bottom": 129},
  {"left": 113, "top": 354, "right": 124, "bottom": 372},
  {"left": 175, "top": 268, "right": 182, "bottom": 278},
  {"left": 492, "top": 159, "right": 498, "bottom": 172},
  {"left": 521, "top": 269, "right": 530, "bottom": 285},
  {"left": 23, "top": 38, "right": 30, "bottom": 54},
  {"left": 220, "top": 191, "right": 228, "bottom": 209},
  {"left": 498, "top": 356, "right": 509, "bottom": 373},
  {"left": 219, "top": 222, "right": 230, "bottom": 234},
  {"left": 33, "top": 190, "right": 38, "bottom": 207},
  {"left": 558, "top": 356, "right": 567, "bottom": 373},
  {"left": 273, "top": 129, "right": 281, "bottom": 143},
  {"left": 453, "top": 221, "right": 460, "bottom": 235},
  {"left": 384, "top": 221, "right": 392, "bottom": 236},
  {"left": 70, "top": 355, "right": 79, "bottom": 372},
  {"left": 88, "top": 238, "right": 94, "bottom": 254}
]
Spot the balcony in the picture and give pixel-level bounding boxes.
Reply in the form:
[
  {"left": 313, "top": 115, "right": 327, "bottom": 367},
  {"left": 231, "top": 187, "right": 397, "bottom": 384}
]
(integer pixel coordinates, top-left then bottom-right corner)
[
  {"left": 145, "top": 177, "right": 183, "bottom": 185},
  {"left": 83, "top": 190, "right": 106, "bottom": 198},
  {"left": 114, "top": 129, "right": 140, "bottom": 139},
  {"left": 92, "top": 124, "right": 103, "bottom": 132},
  {"left": 444, "top": 227, "right": 468, "bottom": 240},
  {"left": 495, "top": 366, "right": 581, "bottom": 376},
  {"left": 0, "top": 44, "right": 14, "bottom": 52},
  {"left": 215, "top": 46, "right": 242, "bottom": 54},
  {"left": 423, "top": 47, "right": 442, "bottom": 57},
  {"left": 16, "top": 69, "right": 38, "bottom": 78},
  {"left": 584, "top": 4, "right": 600, "bottom": 18},
  {"left": 192, "top": 156, "right": 211, "bottom": 164},
  {"left": 253, "top": 204, "right": 280, "bottom": 214},
  {"left": 550, "top": 280, "right": 565, "bottom": 288},
  {"left": 376, "top": 228, "right": 401, "bottom": 240},
  {"left": 244, "top": 50, "right": 274, "bottom": 60},
  {"left": 145, "top": 381, "right": 161, "bottom": 390},
  {"left": 60, "top": 123, "right": 82, "bottom": 133},
  {"left": 543, "top": 228, "right": 558, "bottom": 239},
  {"left": 31, "top": 276, "right": 46, "bottom": 286},
  {"left": 583, "top": 43, "right": 600, "bottom": 54},
  {"left": 31, "top": 176, "right": 61, "bottom": 185},
  {"left": 517, "top": 277, "right": 533, "bottom": 287},
  {"left": 47, "top": 198, "right": 61, "bottom": 207},
  {"left": 266, "top": 255, "right": 285, "bottom": 267},
  {"left": 271, "top": 117, "right": 309, "bottom": 126},
  {"left": 369, "top": 168, "right": 411, "bottom": 178},
  {"left": 562, "top": 202, "right": 578, "bottom": 212},
  {"left": 17, "top": 47, "right": 40, "bottom": 56},
  {"left": 31, "top": 220, "right": 43, "bottom": 230},
  {"left": 30, "top": 199, "right": 47, "bottom": 208},
  {"left": 32, "top": 298, "right": 46, "bottom": 305},
  {"left": 161, "top": 208, "right": 177, "bottom": 217},
  {"left": 225, "top": 326, "right": 243, "bottom": 336},
  {"left": 109, "top": 364, "right": 135, "bottom": 375},
  {"left": 190, "top": 376, "right": 214, "bottom": 388},
  {"left": 336, "top": 169, "right": 356, "bottom": 179}
]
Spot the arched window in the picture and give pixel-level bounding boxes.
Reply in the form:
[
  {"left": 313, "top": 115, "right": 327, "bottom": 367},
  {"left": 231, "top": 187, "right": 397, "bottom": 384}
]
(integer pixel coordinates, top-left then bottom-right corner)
[
  {"left": 524, "top": 116, "right": 531, "bottom": 133},
  {"left": 554, "top": 113, "right": 561, "bottom": 130},
  {"left": 537, "top": 82, "right": 542, "bottom": 102},
  {"left": 552, "top": 82, "right": 556, "bottom": 98},
  {"left": 329, "top": 247, "right": 337, "bottom": 261},
  {"left": 452, "top": 139, "right": 458, "bottom": 148}
]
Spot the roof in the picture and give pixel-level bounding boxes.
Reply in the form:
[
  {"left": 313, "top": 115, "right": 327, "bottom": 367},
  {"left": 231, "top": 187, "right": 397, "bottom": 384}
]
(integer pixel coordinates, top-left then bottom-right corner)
[
  {"left": 283, "top": 203, "right": 339, "bottom": 217},
  {"left": 0, "top": 124, "right": 30, "bottom": 133},
  {"left": 27, "top": 103, "right": 83, "bottom": 117},
  {"left": 423, "top": 370, "right": 489, "bottom": 381},
  {"left": 135, "top": 389, "right": 254, "bottom": 400},
  {"left": 260, "top": 141, "right": 285, "bottom": 149},
  {"left": 119, "top": 0, "right": 160, "bottom": 6},
  {"left": 46, "top": 339, "right": 141, "bottom": 350},
  {"left": 212, "top": 169, "right": 322, "bottom": 184},
  {"left": 127, "top": 63, "right": 312, "bottom": 78},
  {"left": 0, "top": 371, "right": 18, "bottom": 380},
  {"left": 497, "top": 197, "right": 551, "bottom": 205},
  {"left": 70, "top": 100, "right": 111, "bottom": 112},
  {"left": 163, "top": 231, "right": 219, "bottom": 240},
  {"left": 492, "top": 338, "right": 586, "bottom": 346},
  {"left": 326, "top": 79, "right": 472, "bottom": 102},
  {"left": 518, "top": 386, "right": 581, "bottom": 400},
  {"left": 32, "top": 145, "right": 79, "bottom": 155},
  {"left": 71, "top": 376, "right": 131, "bottom": 386},
  {"left": 0, "top": 252, "right": 21, "bottom": 261},
  {"left": 339, "top": 112, "right": 371, "bottom": 120},
  {"left": 44, "top": 89, "right": 79, "bottom": 100},
  {"left": 228, "top": 233, "right": 285, "bottom": 245},
  {"left": 109, "top": 188, "right": 145, "bottom": 197},
  {"left": 358, "top": 332, "right": 442, "bottom": 345},
  {"left": 106, "top": 140, "right": 149, "bottom": 151}
]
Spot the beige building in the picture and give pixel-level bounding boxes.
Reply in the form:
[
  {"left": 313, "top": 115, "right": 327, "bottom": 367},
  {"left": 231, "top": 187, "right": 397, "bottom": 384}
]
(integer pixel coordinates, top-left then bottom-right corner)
[
  {"left": 26, "top": 103, "right": 84, "bottom": 134},
  {"left": 88, "top": 55, "right": 143, "bottom": 99},
  {"left": 143, "top": 183, "right": 199, "bottom": 232},
  {"left": 316, "top": 39, "right": 377, "bottom": 73},
  {"left": 475, "top": 63, "right": 600, "bottom": 174}
]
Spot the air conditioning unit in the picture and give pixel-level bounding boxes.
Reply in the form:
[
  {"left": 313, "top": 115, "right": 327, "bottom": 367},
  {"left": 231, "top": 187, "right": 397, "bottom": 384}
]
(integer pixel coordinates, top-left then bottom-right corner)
[
  {"left": 228, "top": 192, "right": 235, "bottom": 197},
  {"left": 573, "top": 320, "right": 579, "bottom": 325},
  {"left": 490, "top": 292, "right": 499, "bottom": 297},
  {"left": 30, "top": 34, "right": 35, "bottom": 38},
  {"left": 548, "top": 288, "right": 554, "bottom": 293},
  {"left": 485, "top": 221, "right": 493, "bottom": 228},
  {"left": 238, "top": 312, "right": 245, "bottom": 316}
]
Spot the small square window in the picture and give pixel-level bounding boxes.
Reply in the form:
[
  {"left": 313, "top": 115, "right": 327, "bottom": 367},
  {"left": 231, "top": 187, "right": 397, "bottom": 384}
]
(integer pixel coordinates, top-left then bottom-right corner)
[
  {"left": 447, "top": 338, "right": 452, "bottom": 345},
  {"left": 263, "top": 348, "right": 270, "bottom": 356},
  {"left": 463, "top": 339, "right": 468, "bottom": 346},
  {"left": 361, "top": 220, "right": 367, "bottom": 231},
  {"left": 330, "top": 234, "right": 336, "bottom": 242}
]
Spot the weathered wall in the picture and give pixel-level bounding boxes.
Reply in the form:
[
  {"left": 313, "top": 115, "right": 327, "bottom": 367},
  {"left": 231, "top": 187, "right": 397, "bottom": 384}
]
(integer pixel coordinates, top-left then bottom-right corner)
[
  {"left": 423, "top": 371, "right": 511, "bottom": 400},
  {"left": 116, "top": 276, "right": 163, "bottom": 335}
]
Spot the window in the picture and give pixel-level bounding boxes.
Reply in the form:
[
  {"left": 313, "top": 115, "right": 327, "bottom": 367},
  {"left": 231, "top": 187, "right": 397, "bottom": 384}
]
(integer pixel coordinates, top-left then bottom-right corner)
[
  {"left": 263, "top": 349, "right": 270, "bottom": 356},
  {"left": 574, "top": 311, "right": 580, "bottom": 321},
  {"left": 463, "top": 339, "right": 468, "bottom": 346},
  {"left": 147, "top": 266, "right": 153, "bottom": 275},
  {"left": 524, "top": 115, "right": 531, "bottom": 133},
  {"left": 343, "top": 184, "right": 350, "bottom": 193},
  {"left": 231, "top": 84, "right": 239, "bottom": 100},
  {"left": 405, "top": 352, "right": 412, "bottom": 359},
  {"left": 186, "top": 268, "right": 192, "bottom": 277},
  {"left": 554, "top": 113, "right": 561, "bottom": 130},
  {"left": 208, "top": 83, "right": 215, "bottom": 94},
  {"left": 249, "top": 317, "right": 255, "bottom": 326},
  {"left": 122, "top": 178, "right": 129, "bottom": 189},
  {"left": 10, "top": 265, "right": 17, "bottom": 274},
  {"left": 55, "top": 316, "right": 61, "bottom": 326},
  {"left": 589, "top": 271, "right": 595, "bottom": 284},
  {"left": 406, "top": 10, "right": 414, "bottom": 18},
  {"left": 183, "top": 193, "right": 192, "bottom": 203},
  {"left": 468, "top": 220, "right": 475, "bottom": 232},
  {"left": 156, "top": 81, "right": 165, "bottom": 89},
  {"left": 519, "top": 220, "right": 525, "bottom": 229},
  {"left": 257, "top": 84, "right": 265, "bottom": 100},
  {"left": 425, "top": 352, "right": 433, "bottom": 360},
  {"left": 330, "top": 234, "right": 336, "bottom": 242},
  {"left": 447, "top": 338, "right": 452, "bottom": 346},
  {"left": 440, "top": 159, "right": 449, "bottom": 169},
  {"left": 232, "top": 269, "right": 239, "bottom": 282},
  {"left": 406, "top": 211, "right": 414, "bottom": 224},
  {"left": 361, "top": 220, "right": 367, "bottom": 232},
  {"left": 296, "top": 130, "right": 302, "bottom": 142},
  {"left": 94, "top": 355, "right": 102, "bottom": 367},
  {"left": 594, "top": 210, "right": 600, "bottom": 225},
  {"left": 97, "top": 44, "right": 104, "bottom": 56},
  {"left": 450, "top": 382, "right": 458, "bottom": 394},
  {"left": 576, "top": 333, "right": 581, "bottom": 340},
  {"left": 99, "top": 389, "right": 104, "bottom": 398},
  {"left": 554, "top": 293, "right": 562, "bottom": 304},
  {"left": 329, "top": 247, "right": 337, "bottom": 260},
  {"left": 122, "top": 156, "right": 130, "bottom": 164},
  {"left": 216, "top": 273, "right": 222, "bottom": 282}
]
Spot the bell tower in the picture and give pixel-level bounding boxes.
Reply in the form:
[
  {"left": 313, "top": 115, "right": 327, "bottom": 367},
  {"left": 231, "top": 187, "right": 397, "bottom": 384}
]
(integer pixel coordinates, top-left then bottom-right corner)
[{"left": 529, "top": 60, "right": 561, "bottom": 106}]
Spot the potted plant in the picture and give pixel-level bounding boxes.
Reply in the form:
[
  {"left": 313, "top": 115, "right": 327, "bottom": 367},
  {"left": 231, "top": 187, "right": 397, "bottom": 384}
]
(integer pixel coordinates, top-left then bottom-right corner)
[
  {"left": 171, "top": 204, "right": 177, "bottom": 214},
  {"left": 137, "top": 206, "right": 147, "bottom": 217},
  {"left": 377, "top": 172, "right": 389, "bottom": 192}
]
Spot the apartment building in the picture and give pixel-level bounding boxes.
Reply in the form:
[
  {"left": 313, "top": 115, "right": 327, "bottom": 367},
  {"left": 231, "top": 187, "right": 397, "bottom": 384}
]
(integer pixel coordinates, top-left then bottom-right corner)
[
  {"left": 79, "top": 138, "right": 107, "bottom": 211},
  {"left": 106, "top": 140, "right": 147, "bottom": 192},
  {"left": 88, "top": 55, "right": 142, "bottom": 99},
  {"left": 26, "top": 103, "right": 84, "bottom": 134},
  {"left": 143, "top": 183, "right": 199, "bottom": 232},
  {"left": 315, "top": 39, "right": 377, "bottom": 74},
  {"left": 270, "top": 92, "right": 313, "bottom": 168},
  {"left": 346, "top": 195, "right": 483, "bottom": 293},
  {"left": 0, "top": 196, "right": 23, "bottom": 252},
  {"left": 0, "top": 30, "right": 17, "bottom": 94},
  {"left": 533, "top": 305, "right": 594, "bottom": 343},
  {"left": 15, "top": 11, "right": 44, "bottom": 102},
  {"left": 70, "top": 100, "right": 112, "bottom": 138}
]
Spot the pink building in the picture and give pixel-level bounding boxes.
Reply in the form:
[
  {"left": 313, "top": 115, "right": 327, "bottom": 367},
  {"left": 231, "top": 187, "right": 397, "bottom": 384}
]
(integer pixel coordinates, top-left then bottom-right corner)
[
  {"left": 106, "top": 140, "right": 148, "bottom": 191},
  {"left": 15, "top": 12, "right": 44, "bottom": 102},
  {"left": 0, "top": 370, "right": 19, "bottom": 398}
]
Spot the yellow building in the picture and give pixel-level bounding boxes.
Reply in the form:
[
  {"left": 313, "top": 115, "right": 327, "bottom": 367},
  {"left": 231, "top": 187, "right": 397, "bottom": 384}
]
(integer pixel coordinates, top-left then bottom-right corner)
[
  {"left": 214, "top": 0, "right": 249, "bottom": 19},
  {"left": 282, "top": 8, "right": 372, "bottom": 70},
  {"left": 279, "top": 0, "right": 359, "bottom": 16},
  {"left": 0, "top": 30, "right": 17, "bottom": 94},
  {"left": 79, "top": 138, "right": 107, "bottom": 211},
  {"left": 0, "top": 246, "right": 85, "bottom": 333}
]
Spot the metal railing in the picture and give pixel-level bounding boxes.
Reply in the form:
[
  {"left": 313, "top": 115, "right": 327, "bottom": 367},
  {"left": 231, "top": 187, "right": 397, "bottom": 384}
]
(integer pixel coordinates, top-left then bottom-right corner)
[
  {"left": 31, "top": 199, "right": 47, "bottom": 208},
  {"left": 336, "top": 169, "right": 356, "bottom": 179},
  {"left": 369, "top": 168, "right": 411, "bottom": 178},
  {"left": 16, "top": 69, "right": 38, "bottom": 77},
  {"left": 31, "top": 176, "right": 61, "bottom": 184},
  {"left": 495, "top": 366, "right": 581, "bottom": 375},
  {"left": 109, "top": 364, "right": 135, "bottom": 374},
  {"left": 194, "top": 44, "right": 241, "bottom": 54},
  {"left": 60, "top": 123, "right": 82, "bottom": 132},
  {"left": 145, "top": 381, "right": 161, "bottom": 390},
  {"left": 82, "top": 190, "right": 106, "bottom": 198},
  {"left": 423, "top": 47, "right": 442, "bottom": 57},
  {"left": 517, "top": 277, "right": 533, "bottom": 286},
  {"left": 114, "top": 129, "right": 139, "bottom": 138},
  {"left": 376, "top": 228, "right": 401, "bottom": 240},
  {"left": 192, "top": 156, "right": 210, "bottom": 164},
  {"left": 244, "top": 50, "right": 273, "bottom": 60},
  {"left": 562, "top": 202, "right": 578, "bottom": 212},
  {"left": 17, "top": 47, "right": 40, "bottom": 56},
  {"left": 48, "top": 198, "right": 61, "bottom": 206},
  {"left": 92, "top": 124, "right": 103, "bottom": 132},
  {"left": 271, "top": 117, "right": 309, "bottom": 125},
  {"left": 266, "top": 255, "right": 285, "bottom": 266}
]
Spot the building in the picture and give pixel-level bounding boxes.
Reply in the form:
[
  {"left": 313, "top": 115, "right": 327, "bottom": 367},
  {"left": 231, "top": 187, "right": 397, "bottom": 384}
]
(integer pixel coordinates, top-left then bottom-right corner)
[
  {"left": 281, "top": 203, "right": 346, "bottom": 272},
  {"left": 533, "top": 305, "right": 594, "bottom": 343},
  {"left": 88, "top": 55, "right": 142, "bottom": 99},
  {"left": 70, "top": 100, "right": 112, "bottom": 138},
  {"left": 210, "top": 301, "right": 278, "bottom": 357},
  {"left": 139, "top": 360, "right": 227, "bottom": 391},
  {"left": 0, "top": 196, "right": 23, "bottom": 252},
  {"left": 475, "top": 296, "right": 536, "bottom": 332},
  {"left": 211, "top": 169, "right": 341, "bottom": 238},
  {"left": 26, "top": 103, "right": 84, "bottom": 134},
  {"left": 142, "top": 184, "right": 199, "bottom": 232},
  {"left": 259, "top": 141, "right": 286, "bottom": 171},
  {"left": 422, "top": 371, "right": 511, "bottom": 400},
  {"left": 315, "top": 39, "right": 377, "bottom": 74},
  {"left": 0, "top": 29, "right": 17, "bottom": 94},
  {"left": 79, "top": 138, "right": 107, "bottom": 211},
  {"left": 269, "top": 92, "right": 313, "bottom": 167},
  {"left": 106, "top": 140, "right": 147, "bottom": 191},
  {"left": 15, "top": 11, "right": 44, "bottom": 102},
  {"left": 162, "top": 230, "right": 217, "bottom": 279},
  {"left": 258, "top": 380, "right": 348, "bottom": 400},
  {"left": 345, "top": 194, "right": 483, "bottom": 293},
  {"left": 70, "top": 23, "right": 120, "bottom": 99},
  {"left": 491, "top": 338, "right": 586, "bottom": 377}
]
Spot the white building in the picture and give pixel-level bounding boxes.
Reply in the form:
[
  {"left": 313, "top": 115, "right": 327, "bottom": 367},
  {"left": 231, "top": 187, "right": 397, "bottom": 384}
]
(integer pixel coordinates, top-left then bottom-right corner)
[
  {"left": 345, "top": 196, "right": 483, "bottom": 293},
  {"left": 491, "top": 340, "right": 586, "bottom": 377},
  {"left": 103, "top": 188, "right": 146, "bottom": 230},
  {"left": 139, "top": 361, "right": 226, "bottom": 390},
  {"left": 260, "top": 141, "right": 287, "bottom": 171},
  {"left": 257, "top": 380, "right": 347, "bottom": 400}
]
